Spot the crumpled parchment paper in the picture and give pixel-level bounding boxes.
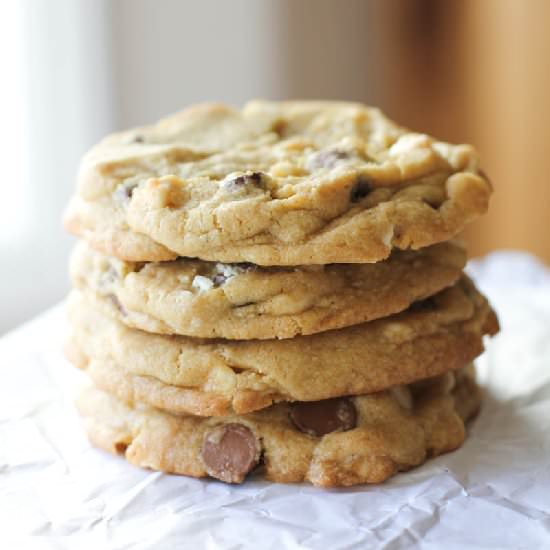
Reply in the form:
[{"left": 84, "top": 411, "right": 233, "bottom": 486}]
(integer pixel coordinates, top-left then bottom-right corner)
[{"left": 1, "top": 251, "right": 550, "bottom": 549}]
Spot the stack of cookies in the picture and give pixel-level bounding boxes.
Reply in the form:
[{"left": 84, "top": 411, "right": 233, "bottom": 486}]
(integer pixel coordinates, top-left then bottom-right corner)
[{"left": 64, "top": 101, "right": 499, "bottom": 487}]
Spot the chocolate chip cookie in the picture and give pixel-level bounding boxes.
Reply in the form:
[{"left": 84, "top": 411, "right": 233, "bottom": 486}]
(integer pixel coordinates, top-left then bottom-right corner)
[
  {"left": 66, "top": 277, "right": 498, "bottom": 416},
  {"left": 64, "top": 101, "right": 491, "bottom": 265},
  {"left": 76, "top": 365, "right": 482, "bottom": 487},
  {"left": 70, "top": 240, "right": 466, "bottom": 339}
]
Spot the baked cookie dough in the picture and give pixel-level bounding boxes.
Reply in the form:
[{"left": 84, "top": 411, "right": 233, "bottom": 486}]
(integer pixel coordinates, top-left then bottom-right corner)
[
  {"left": 76, "top": 365, "right": 482, "bottom": 487},
  {"left": 64, "top": 101, "right": 491, "bottom": 265},
  {"left": 66, "top": 277, "right": 498, "bottom": 416},
  {"left": 70, "top": 240, "right": 466, "bottom": 339}
]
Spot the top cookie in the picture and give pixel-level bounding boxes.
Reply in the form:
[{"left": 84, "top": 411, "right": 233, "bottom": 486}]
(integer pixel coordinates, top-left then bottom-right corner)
[{"left": 64, "top": 100, "right": 491, "bottom": 265}]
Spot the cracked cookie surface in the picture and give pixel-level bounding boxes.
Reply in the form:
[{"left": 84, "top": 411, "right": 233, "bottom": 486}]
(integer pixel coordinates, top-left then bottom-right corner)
[
  {"left": 76, "top": 365, "right": 482, "bottom": 487},
  {"left": 64, "top": 101, "right": 492, "bottom": 265},
  {"left": 70, "top": 240, "right": 466, "bottom": 339},
  {"left": 66, "top": 277, "right": 498, "bottom": 416}
]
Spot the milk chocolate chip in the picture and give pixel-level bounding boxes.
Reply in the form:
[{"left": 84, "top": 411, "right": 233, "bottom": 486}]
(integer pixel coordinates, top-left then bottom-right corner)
[
  {"left": 201, "top": 423, "right": 260, "bottom": 483},
  {"left": 290, "top": 397, "right": 357, "bottom": 437}
]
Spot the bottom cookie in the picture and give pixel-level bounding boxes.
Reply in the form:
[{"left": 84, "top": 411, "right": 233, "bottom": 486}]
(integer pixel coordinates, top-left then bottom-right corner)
[{"left": 76, "top": 365, "right": 481, "bottom": 487}]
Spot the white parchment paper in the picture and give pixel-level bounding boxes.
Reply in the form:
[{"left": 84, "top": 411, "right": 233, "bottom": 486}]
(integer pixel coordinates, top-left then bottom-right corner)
[{"left": 1, "top": 251, "right": 550, "bottom": 549}]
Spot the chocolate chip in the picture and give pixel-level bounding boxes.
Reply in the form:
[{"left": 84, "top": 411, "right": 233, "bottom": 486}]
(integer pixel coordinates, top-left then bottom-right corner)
[
  {"left": 212, "top": 274, "right": 227, "bottom": 286},
  {"left": 211, "top": 262, "right": 258, "bottom": 287},
  {"left": 290, "top": 397, "right": 357, "bottom": 437},
  {"left": 223, "top": 172, "right": 265, "bottom": 192},
  {"left": 201, "top": 424, "right": 260, "bottom": 483},
  {"left": 132, "top": 135, "right": 145, "bottom": 143},
  {"left": 350, "top": 177, "right": 372, "bottom": 202}
]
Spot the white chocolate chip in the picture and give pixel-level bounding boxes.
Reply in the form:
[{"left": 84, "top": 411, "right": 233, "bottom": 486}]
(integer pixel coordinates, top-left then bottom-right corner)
[
  {"left": 215, "top": 263, "right": 247, "bottom": 279},
  {"left": 192, "top": 275, "right": 214, "bottom": 293}
]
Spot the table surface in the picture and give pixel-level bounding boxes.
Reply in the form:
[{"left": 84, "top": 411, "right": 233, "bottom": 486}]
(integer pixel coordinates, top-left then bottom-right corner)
[{"left": 1, "top": 251, "right": 550, "bottom": 550}]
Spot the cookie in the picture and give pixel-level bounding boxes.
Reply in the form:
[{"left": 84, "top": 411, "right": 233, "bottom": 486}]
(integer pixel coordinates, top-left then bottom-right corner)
[
  {"left": 64, "top": 101, "right": 491, "bottom": 265},
  {"left": 66, "top": 277, "right": 498, "bottom": 416},
  {"left": 76, "top": 365, "right": 482, "bottom": 487},
  {"left": 70, "top": 240, "right": 466, "bottom": 339}
]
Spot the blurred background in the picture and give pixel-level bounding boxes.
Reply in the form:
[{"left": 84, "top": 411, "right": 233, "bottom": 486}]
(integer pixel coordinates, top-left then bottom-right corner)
[{"left": 1, "top": 0, "right": 549, "bottom": 334}]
